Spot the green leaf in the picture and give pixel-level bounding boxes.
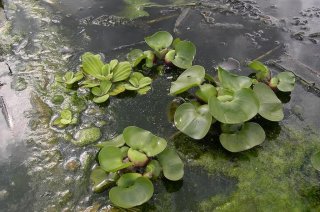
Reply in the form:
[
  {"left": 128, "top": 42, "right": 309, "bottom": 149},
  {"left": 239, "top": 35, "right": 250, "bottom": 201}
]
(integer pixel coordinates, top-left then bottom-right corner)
[
  {"left": 253, "top": 83, "right": 284, "bottom": 121},
  {"left": 145, "top": 31, "right": 173, "bottom": 52},
  {"left": 137, "top": 86, "right": 151, "bottom": 95},
  {"left": 174, "top": 103, "right": 212, "bottom": 139},
  {"left": 91, "top": 87, "right": 102, "bottom": 96},
  {"left": 125, "top": 72, "right": 152, "bottom": 91},
  {"left": 81, "top": 52, "right": 104, "bottom": 78},
  {"left": 60, "top": 109, "right": 72, "bottom": 120},
  {"left": 218, "top": 67, "right": 252, "bottom": 91},
  {"left": 275, "top": 72, "right": 296, "bottom": 92},
  {"left": 98, "top": 146, "right": 133, "bottom": 172},
  {"left": 311, "top": 151, "right": 320, "bottom": 171},
  {"left": 248, "top": 61, "right": 270, "bottom": 80},
  {"left": 116, "top": 173, "right": 142, "bottom": 188},
  {"left": 127, "top": 49, "right": 146, "bottom": 67},
  {"left": 171, "top": 40, "right": 196, "bottom": 69},
  {"left": 120, "top": 0, "right": 152, "bottom": 20},
  {"left": 112, "top": 62, "right": 132, "bottom": 82},
  {"left": 93, "top": 94, "right": 110, "bottom": 103},
  {"left": 100, "top": 80, "right": 112, "bottom": 94},
  {"left": 60, "top": 118, "right": 71, "bottom": 125},
  {"left": 170, "top": 65, "right": 205, "bottom": 95},
  {"left": 220, "top": 122, "right": 266, "bottom": 152},
  {"left": 81, "top": 80, "right": 100, "bottom": 88},
  {"left": 64, "top": 71, "right": 83, "bottom": 85},
  {"left": 144, "top": 50, "right": 155, "bottom": 68},
  {"left": 157, "top": 148, "right": 184, "bottom": 181},
  {"left": 209, "top": 88, "right": 259, "bottom": 124},
  {"left": 109, "top": 177, "right": 154, "bottom": 208},
  {"left": 109, "top": 59, "right": 119, "bottom": 70},
  {"left": 195, "top": 84, "right": 217, "bottom": 103},
  {"left": 144, "top": 160, "right": 162, "bottom": 179},
  {"left": 96, "top": 134, "right": 126, "bottom": 148},
  {"left": 128, "top": 148, "right": 149, "bottom": 167},
  {"left": 90, "top": 167, "right": 119, "bottom": 192},
  {"left": 123, "top": 126, "right": 167, "bottom": 157},
  {"left": 109, "top": 83, "right": 126, "bottom": 96}
]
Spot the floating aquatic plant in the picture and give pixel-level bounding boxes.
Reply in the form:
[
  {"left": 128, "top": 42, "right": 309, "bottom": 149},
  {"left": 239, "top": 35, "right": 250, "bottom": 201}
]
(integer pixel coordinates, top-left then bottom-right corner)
[
  {"left": 91, "top": 126, "right": 184, "bottom": 208},
  {"left": 170, "top": 62, "right": 296, "bottom": 152},
  {"left": 128, "top": 31, "right": 196, "bottom": 69},
  {"left": 52, "top": 109, "right": 77, "bottom": 128}
]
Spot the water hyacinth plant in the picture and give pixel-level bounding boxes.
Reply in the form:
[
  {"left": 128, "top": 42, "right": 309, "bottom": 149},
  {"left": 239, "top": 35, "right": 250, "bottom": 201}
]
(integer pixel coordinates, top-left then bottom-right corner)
[
  {"left": 91, "top": 126, "right": 184, "bottom": 208},
  {"left": 170, "top": 62, "right": 296, "bottom": 152}
]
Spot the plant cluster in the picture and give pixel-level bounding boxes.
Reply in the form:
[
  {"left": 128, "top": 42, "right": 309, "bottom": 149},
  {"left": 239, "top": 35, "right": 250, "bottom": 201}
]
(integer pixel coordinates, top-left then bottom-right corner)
[
  {"left": 169, "top": 61, "right": 296, "bottom": 152},
  {"left": 52, "top": 109, "right": 77, "bottom": 128},
  {"left": 91, "top": 126, "right": 184, "bottom": 208}
]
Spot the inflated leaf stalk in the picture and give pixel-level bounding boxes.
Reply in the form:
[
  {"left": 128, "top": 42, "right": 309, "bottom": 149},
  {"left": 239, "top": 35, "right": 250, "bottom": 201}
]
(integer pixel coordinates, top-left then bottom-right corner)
[
  {"left": 253, "top": 83, "right": 284, "bottom": 121},
  {"left": 174, "top": 103, "right": 213, "bottom": 139},
  {"left": 170, "top": 65, "right": 205, "bottom": 95},
  {"left": 219, "top": 122, "right": 266, "bottom": 152}
]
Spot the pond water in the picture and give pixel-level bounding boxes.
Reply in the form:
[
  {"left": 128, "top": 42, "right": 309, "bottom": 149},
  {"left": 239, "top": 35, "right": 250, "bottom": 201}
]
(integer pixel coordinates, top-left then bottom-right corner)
[{"left": 0, "top": 0, "right": 320, "bottom": 211}]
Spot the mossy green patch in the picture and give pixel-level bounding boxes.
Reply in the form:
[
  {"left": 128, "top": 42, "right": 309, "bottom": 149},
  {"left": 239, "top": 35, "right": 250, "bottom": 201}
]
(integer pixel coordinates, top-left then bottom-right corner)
[
  {"left": 72, "top": 127, "right": 102, "bottom": 146},
  {"left": 187, "top": 125, "right": 320, "bottom": 211}
]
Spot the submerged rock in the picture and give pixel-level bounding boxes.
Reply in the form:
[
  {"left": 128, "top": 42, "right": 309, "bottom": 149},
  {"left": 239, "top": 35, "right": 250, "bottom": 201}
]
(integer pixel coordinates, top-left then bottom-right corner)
[
  {"left": 11, "top": 77, "right": 28, "bottom": 91},
  {"left": 72, "top": 127, "right": 101, "bottom": 146}
]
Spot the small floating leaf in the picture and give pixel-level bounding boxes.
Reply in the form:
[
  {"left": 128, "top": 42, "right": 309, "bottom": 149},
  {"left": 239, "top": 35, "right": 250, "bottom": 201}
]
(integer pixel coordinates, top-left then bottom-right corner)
[
  {"left": 220, "top": 122, "right": 266, "bottom": 152},
  {"left": 93, "top": 94, "right": 110, "bottom": 103},
  {"left": 116, "top": 173, "right": 142, "bottom": 188},
  {"left": 128, "top": 148, "right": 149, "bottom": 167},
  {"left": 218, "top": 67, "right": 252, "bottom": 91},
  {"left": 90, "top": 166, "right": 119, "bottom": 193},
  {"left": 96, "top": 134, "right": 126, "bottom": 148},
  {"left": 64, "top": 71, "right": 83, "bottom": 85},
  {"left": 248, "top": 61, "right": 270, "bottom": 80},
  {"left": 109, "top": 177, "right": 154, "bottom": 209},
  {"left": 174, "top": 103, "right": 212, "bottom": 139},
  {"left": 123, "top": 126, "right": 167, "bottom": 157},
  {"left": 157, "top": 148, "right": 184, "bottom": 181},
  {"left": 170, "top": 65, "right": 205, "bottom": 95},
  {"left": 144, "top": 160, "right": 162, "bottom": 179},
  {"left": 209, "top": 88, "right": 259, "bottom": 124},
  {"left": 81, "top": 52, "right": 104, "bottom": 78},
  {"left": 253, "top": 83, "right": 284, "bottom": 121},
  {"left": 127, "top": 49, "right": 146, "bottom": 67},
  {"left": 311, "top": 151, "right": 320, "bottom": 171},
  {"left": 171, "top": 40, "right": 196, "bottom": 69},
  {"left": 275, "top": 72, "right": 295, "bottom": 92},
  {"left": 145, "top": 31, "right": 173, "bottom": 52},
  {"left": 98, "top": 146, "right": 132, "bottom": 172}
]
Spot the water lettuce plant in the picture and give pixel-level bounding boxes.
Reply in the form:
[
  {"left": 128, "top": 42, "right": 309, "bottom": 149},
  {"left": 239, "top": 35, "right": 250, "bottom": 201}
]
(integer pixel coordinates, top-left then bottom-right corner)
[
  {"left": 128, "top": 31, "right": 196, "bottom": 69},
  {"left": 170, "top": 62, "right": 296, "bottom": 152},
  {"left": 91, "top": 126, "right": 184, "bottom": 208},
  {"left": 52, "top": 109, "right": 77, "bottom": 128}
]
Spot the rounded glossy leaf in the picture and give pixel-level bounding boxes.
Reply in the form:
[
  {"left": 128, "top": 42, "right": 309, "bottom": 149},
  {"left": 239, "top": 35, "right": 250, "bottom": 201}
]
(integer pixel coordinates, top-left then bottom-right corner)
[
  {"left": 144, "top": 31, "right": 173, "bottom": 52},
  {"left": 174, "top": 103, "right": 212, "bottom": 140},
  {"left": 209, "top": 88, "right": 259, "bottom": 124},
  {"left": 98, "top": 146, "right": 132, "bottom": 172},
  {"left": 128, "top": 148, "right": 149, "bottom": 167},
  {"left": 116, "top": 173, "right": 142, "bottom": 188},
  {"left": 171, "top": 41, "right": 196, "bottom": 69},
  {"left": 157, "top": 148, "right": 184, "bottom": 181},
  {"left": 144, "top": 160, "right": 162, "bottom": 179},
  {"left": 195, "top": 84, "right": 217, "bottom": 103},
  {"left": 248, "top": 60, "right": 270, "bottom": 80},
  {"left": 96, "top": 134, "right": 126, "bottom": 148},
  {"left": 170, "top": 65, "right": 205, "bottom": 95},
  {"left": 253, "top": 83, "right": 284, "bottom": 121},
  {"left": 220, "top": 122, "right": 266, "bottom": 152},
  {"left": 112, "top": 62, "right": 132, "bottom": 82},
  {"left": 109, "top": 177, "right": 154, "bottom": 209},
  {"left": 276, "top": 72, "right": 295, "bottom": 92},
  {"left": 218, "top": 67, "right": 252, "bottom": 91},
  {"left": 311, "top": 151, "right": 320, "bottom": 171},
  {"left": 123, "top": 126, "right": 167, "bottom": 157},
  {"left": 90, "top": 166, "right": 119, "bottom": 192}
]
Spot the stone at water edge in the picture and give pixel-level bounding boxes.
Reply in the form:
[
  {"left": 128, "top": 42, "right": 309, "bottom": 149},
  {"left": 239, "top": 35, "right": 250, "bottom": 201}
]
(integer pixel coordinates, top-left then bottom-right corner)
[{"left": 72, "top": 127, "right": 101, "bottom": 146}]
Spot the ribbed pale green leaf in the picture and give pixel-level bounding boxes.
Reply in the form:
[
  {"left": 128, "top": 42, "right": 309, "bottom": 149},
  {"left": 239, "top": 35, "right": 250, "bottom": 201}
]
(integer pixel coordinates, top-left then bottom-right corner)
[
  {"left": 81, "top": 52, "right": 104, "bottom": 77},
  {"left": 112, "top": 62, "right": 132, "bottom": 82}
]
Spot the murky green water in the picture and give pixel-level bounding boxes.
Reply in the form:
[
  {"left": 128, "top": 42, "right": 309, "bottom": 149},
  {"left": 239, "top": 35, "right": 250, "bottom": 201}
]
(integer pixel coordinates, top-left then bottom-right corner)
[{"left": 1, "top": 0, "right": 320, "bottom": 211}]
